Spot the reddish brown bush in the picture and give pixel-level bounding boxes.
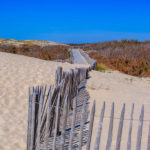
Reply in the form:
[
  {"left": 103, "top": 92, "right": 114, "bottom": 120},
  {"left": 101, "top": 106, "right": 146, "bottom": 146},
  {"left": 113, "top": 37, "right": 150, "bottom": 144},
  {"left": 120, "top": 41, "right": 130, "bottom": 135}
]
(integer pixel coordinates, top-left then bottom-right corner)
[
  {"left": 0, "top": 44, "right": 70, "bottom": 61},
  {"left": 71, "top": 40, "right": 150, "bottom": 77}
]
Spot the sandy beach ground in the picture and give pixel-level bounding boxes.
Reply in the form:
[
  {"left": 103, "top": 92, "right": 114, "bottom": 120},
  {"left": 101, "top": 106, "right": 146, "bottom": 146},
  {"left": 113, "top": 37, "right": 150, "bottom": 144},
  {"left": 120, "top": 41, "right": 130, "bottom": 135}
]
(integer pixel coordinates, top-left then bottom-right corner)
[
  {"left": 0, "top": 52, "right": 88, "bottom": 150},
  {"left": 0, "top": 52, "right": 150, "bottom": 150},
  {"left": 86, "top": 70, "right": 150, "bottom": 150}
]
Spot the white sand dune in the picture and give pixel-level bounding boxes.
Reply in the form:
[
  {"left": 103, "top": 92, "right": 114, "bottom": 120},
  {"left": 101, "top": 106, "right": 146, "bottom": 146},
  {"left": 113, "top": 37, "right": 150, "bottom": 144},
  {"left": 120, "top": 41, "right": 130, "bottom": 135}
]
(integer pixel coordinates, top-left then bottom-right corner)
[
  {"left": 0, "top": 52, "right": 150, "bottom": 150},
  {"left": 0, "top": 52, "right": 88, "bottom": 150}
]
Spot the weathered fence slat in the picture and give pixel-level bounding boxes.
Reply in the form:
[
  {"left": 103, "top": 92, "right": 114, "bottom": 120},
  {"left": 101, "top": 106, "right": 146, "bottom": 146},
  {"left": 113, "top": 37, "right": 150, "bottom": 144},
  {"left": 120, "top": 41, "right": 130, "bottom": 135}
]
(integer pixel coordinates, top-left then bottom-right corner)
[
  {"left": 69, "top": 98, "right": 77, "bottom": 150},
  {"left": 36, "top": 90, "right": 44, "bottom": 150},
  {"left": 56, "top": 66, "right": 63, "bottom": 84},
  {"left": 53, "top": 93, "right": 61, "bottom": 150},
  {"left": 60, "top": 96, "right": 68, "bottom": 150},
  {"left": 147, "top": 124, "right": 150, "bottom": 150},
  {"left": 43, "top": 85, "right": 47, "bottom": 102},
  {"left": 94, "top": 101, "right": 105, "bottom": 150},
  {"left": 30, "top": 92, "right": 36, "bottom": 150},
  {"left": 136, "top": 105, "right": 144, "bottom": 150},
  {"left": 106, "top": 102, "right": 114, "bottom": 150},
  {"left": 127, "top": 104, "right": 134, "bottom": 150},
  {"left": 79, "top": 100, "right": 87, "bottom": 150},
  {"left": 86, "top": 100, "right": 96, "bottom": 150},
  {"left": 41, "top": 86, "right": 51, "bottom": 126},
  {"left": 27, "top": 88, "right": 32, "bottom": 150},
  {"left": 26, "top": 50, "right": 98, "bottom": 149},
  {"left": 115, "top": 104, "right": 125, "bottom": 150},
  {"left": 44, "top": 89, "right": 53, "bottom": 150}
]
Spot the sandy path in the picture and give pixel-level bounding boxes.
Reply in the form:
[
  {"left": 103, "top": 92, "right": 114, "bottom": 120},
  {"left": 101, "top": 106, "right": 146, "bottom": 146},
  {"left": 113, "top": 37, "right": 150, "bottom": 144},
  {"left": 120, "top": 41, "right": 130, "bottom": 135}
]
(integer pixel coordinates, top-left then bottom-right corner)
[
  {"left": 0, "top": 52, "right": 88, "bottom": 150},
  {"left": 86, "top": 70, "right": 150, "bottom": 150},
  {"left": 71, "top": 48, "right": 88, "bottom": 64}
]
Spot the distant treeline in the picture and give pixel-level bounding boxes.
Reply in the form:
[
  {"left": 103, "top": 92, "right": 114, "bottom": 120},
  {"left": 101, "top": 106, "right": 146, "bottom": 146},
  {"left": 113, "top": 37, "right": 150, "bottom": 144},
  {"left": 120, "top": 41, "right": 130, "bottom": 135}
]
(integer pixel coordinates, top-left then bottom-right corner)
[{"left": 70, "top": 40, "right": 150, "bottom": 77}]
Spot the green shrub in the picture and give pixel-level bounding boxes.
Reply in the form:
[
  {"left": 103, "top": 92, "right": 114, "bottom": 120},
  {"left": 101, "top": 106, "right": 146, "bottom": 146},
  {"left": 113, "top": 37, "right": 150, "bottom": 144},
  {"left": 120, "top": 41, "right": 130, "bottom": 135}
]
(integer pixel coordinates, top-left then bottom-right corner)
[{"left": 96, "top": 63, "right": 109, "bottom": 72}]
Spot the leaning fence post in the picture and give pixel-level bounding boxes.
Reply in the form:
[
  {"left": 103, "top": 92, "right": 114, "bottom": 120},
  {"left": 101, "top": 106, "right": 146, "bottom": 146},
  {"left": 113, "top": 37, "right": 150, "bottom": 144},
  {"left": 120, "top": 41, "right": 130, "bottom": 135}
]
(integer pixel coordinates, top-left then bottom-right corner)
[
  {"left": 79, "top": 100, "right": 87, "bottom": 150},
  {"left": 30, "top": 91, "right": 36, "bottom": 150},
  {"left": 115, "top": 104, "right": 125, "bottom": 150},
  {"left": 27, "top": 87, "right": 32, "bottom": 150},
  {"left": 94, "top": 101, "right": 105, "bottom": 150},
  {"left": 127, "top": 104, "right": 134, "bottom": 150},
  {"left": 53, "top": 93, "right": 61, "bottom": 150},
  {"left": 106, "top": 102, "right": 114, "bottom": 150},
  {"left": 44, "top": 89, "right": 53, "bottom": 150},
  {"left": 36, "top": 90, "right": 44, "bottom": 150},
  {"left": 56, "top": 66, "right": 63, "bottom": 84},
  {"left": 60, "top": 96, "right": 68, "bottom": 150},
  {"left": 136, "top": 105, "right": 144, "bottom": 150},
  {"left": 86, "top": 100, "right": 96, "bottom": 150},
  {"left": 69, "top": 98, "right": 77, "bottom": 150}
]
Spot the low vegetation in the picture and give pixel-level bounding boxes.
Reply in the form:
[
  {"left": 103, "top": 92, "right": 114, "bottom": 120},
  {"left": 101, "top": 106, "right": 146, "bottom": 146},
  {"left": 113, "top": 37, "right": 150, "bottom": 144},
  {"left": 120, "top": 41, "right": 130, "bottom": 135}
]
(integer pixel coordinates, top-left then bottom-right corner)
[
  {"left": 71, "top": 40, "right": 150, "bottom": 77},
  {"left": 0, "top": 44, "right": 70, "bottom": 61},
  {"left": 96, "top": 63, "right": 110, "bottom": 72}
]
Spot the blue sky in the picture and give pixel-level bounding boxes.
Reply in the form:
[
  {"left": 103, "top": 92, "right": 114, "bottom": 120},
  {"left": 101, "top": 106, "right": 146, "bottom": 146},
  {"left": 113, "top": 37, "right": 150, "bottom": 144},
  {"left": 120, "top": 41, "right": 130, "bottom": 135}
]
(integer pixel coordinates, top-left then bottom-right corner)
[{"left": 0, "top": 0, "right": 150, "bottom": 43}]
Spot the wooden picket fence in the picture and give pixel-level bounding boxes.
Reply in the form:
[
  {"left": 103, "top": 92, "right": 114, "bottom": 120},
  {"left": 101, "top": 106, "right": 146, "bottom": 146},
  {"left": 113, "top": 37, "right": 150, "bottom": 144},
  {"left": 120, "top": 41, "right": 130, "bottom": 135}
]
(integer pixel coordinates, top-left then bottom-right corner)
[
  {"left": 27, "top": 60, "right": 97, "bottom": 150},
  {"left": 26, "top": 49, "right": 150, "bottom": 150},
  {"left": 27, "top": 83, "right": 150, "bottom": 150},
  {"left": 87, "top": 102, "right": 150, "bottom": 150}
]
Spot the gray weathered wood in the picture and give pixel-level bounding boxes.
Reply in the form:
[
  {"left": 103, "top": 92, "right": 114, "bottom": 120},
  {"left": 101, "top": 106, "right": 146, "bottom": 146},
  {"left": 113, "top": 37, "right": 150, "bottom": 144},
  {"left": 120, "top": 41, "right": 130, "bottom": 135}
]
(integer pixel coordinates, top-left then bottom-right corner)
[
  {"left": 86, "top": 100, "right": 96, "bottom": 150},
  {"left": 79, "top": 100, "right": 87, "bottom": 150},
  {"left": 36, "top": 90, "right": 44, "bottom": 150},
  {"left": 69, "top": 98, "right": 77, "bottom": 150},
  {"left": 44, "top": 89, "right": 53, "bottom": 149},
  {"left": 56, "top": 66, "right": 63, "bottom": 84},
  {"left": 136, "top": 105, "right": 144, "bottom": 150},
  {"left": 94, "top": 102, "right": 105, "bottom": 150},
  {"left": 53, "top": 93, "right": 61, "bottom": 150},
  {"left": 27, "top": 88, "right": 32, "bottom": 150},
  {"left": 30, "top": 92, "right": 36, "bottom": 150},
  {"left": 147, "top": 124, "right": 150, "bottom": 150},
  {"left": 115, "top": 104, "right": 125, "bottom": 150},
  {"left": 106, "top": 102, "right": 114, "bottom": 150},
  {"left": 60, "top": 96, "right": 68, "bottom": 150},
  {"left": 127, "top": 104, "right": 134, "bottom": 150},
  {"left": 43, "top": 85, "right": 47, "bottom": 102}
]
